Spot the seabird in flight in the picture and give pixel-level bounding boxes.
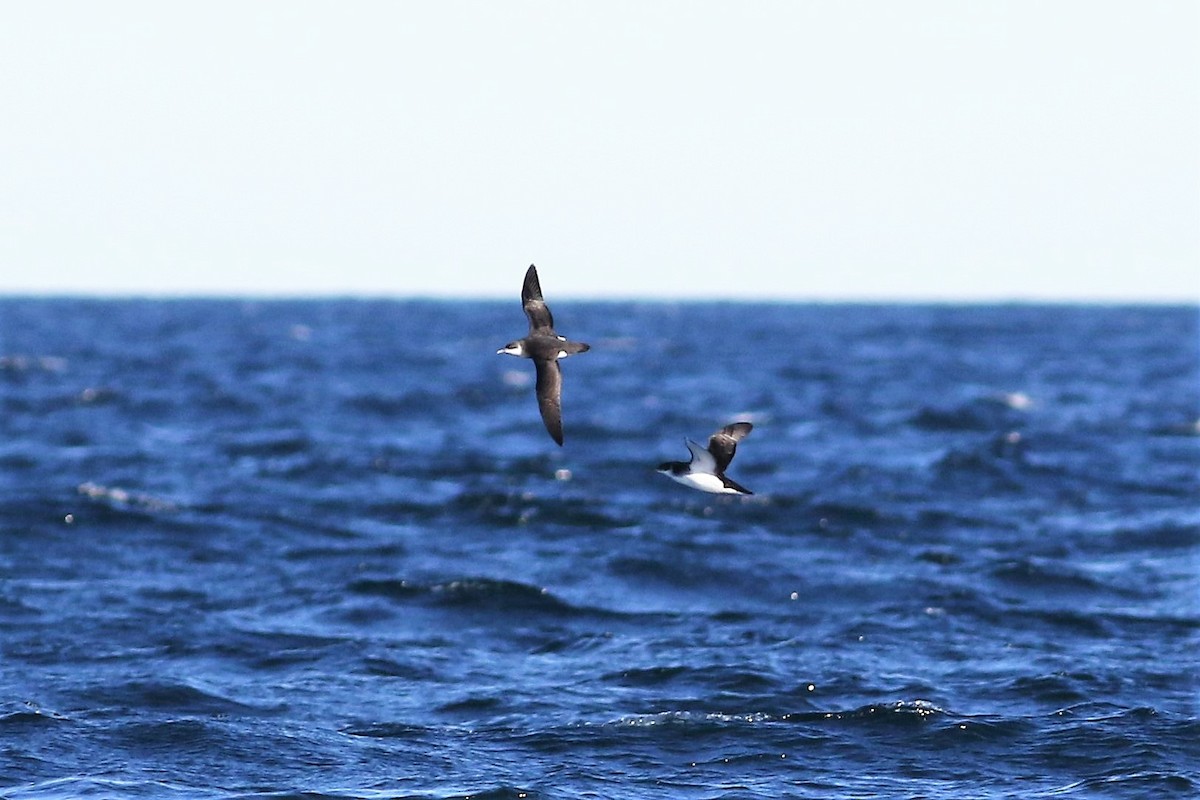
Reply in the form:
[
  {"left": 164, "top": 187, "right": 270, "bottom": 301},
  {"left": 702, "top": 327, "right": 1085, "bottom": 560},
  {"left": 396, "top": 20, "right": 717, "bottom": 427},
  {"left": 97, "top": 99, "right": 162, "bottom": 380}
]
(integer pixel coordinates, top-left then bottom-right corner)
[
  {"left": 497, "top": 264, "right": 590, "bottom": 446},
  {"left": 656, "top": 422, "right": 755, "bottom": 495}
]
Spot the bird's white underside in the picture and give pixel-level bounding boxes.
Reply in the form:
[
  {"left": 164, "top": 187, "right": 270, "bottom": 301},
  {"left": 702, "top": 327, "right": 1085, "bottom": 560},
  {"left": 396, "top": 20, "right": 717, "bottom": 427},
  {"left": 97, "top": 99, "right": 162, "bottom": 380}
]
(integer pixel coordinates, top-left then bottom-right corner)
[{"left": 665, "top": 471, "right": 740, "bottom": 494}]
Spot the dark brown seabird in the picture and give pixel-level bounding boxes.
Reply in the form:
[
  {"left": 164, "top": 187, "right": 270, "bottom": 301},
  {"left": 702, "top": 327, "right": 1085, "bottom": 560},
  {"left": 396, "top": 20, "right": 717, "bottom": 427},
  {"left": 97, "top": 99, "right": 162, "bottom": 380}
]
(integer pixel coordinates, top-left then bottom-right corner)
[{"left": 497, "top": 264, "right": 590, "bottom": 445}]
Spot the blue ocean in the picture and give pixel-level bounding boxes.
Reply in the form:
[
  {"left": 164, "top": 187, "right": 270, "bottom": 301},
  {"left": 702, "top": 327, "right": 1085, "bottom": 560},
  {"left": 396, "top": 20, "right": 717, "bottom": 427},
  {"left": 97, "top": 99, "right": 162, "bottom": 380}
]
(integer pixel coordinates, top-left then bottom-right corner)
[{"left": 1, "top": 299, "right": 1197, "bottom": 799}]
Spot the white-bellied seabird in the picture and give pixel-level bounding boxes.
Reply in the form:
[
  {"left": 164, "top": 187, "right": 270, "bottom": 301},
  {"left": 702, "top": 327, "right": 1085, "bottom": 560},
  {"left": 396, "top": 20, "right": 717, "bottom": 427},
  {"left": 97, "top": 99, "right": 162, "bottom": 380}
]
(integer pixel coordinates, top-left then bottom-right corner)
[
  {"left": 656, "top": 422, "right": 754, "bottom": 495},
  {"left": 497, "top": 264, "right": 590, "bottom": 446}
]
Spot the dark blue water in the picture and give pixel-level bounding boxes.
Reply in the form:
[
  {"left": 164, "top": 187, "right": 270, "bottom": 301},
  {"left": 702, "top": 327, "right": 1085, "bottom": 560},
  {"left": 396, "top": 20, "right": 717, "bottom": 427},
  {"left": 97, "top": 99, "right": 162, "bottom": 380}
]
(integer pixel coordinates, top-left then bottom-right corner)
[{"left": 1, "top": 299, "right": 1197, "bottom": 799}]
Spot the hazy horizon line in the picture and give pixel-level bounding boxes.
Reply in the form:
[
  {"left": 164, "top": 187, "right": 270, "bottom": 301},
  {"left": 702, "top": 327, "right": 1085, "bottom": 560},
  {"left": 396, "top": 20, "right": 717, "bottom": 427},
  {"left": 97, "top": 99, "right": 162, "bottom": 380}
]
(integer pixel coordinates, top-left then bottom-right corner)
[{"left": 1, "top": 290, "right": 1195, "bottom": 307}]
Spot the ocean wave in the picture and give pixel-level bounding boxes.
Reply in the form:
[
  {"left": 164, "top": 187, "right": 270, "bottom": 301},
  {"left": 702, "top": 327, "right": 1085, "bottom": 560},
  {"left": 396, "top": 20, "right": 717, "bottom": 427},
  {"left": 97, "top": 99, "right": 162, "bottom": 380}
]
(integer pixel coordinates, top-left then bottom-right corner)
[
  {"left": 340, "top": 721, "right": 431, "bottom": 739},
  {"left": 0, "top": 777, "right": 229, "bottom": 800},
  {"left": 583, "top": 700, "right": 954, "bottom": 732},
  {"left": 602, "top": 664, "right": 778, "bottom": 695},
  {"left": 1044, "top": 772, "right": 1196, "bottom": 796},
  {"left": 76, "top": 482, "right": 178, "bottom": 513},
  {"left": 0, "top": 703, "right": 70, "bottom": 727},
  {"left": 447, "top": 489, "right": 636, "bottom": 529},
  {"left": 198, "top": 627, "right": 356, "bottom": 672},
  {"left": 114, "top": 680, "right": 278, "bottom": 716},
  {"left": 574, "top": 700, "right": 1188, "bottom": 755},
  {"left": 1080, "top": 517, "right": 1200, "bottom": 553},
  {"left": 347, "top": 577, "right": 591, "bottom": 618},
  {"left": 1005, "top": 673, "right": 1096, "bottom": 706},
  {"left": 785, "top": 699, "right": 949, "bottom": 726},
  {"left": 219, "top": 431, "right": 314, "bottom": 459},
  {"left": 910, "top": 395, "right": 1030, "bottom": 432},
  {"left": 989, "top": 557, "right": 1121, "bottom": 596}
]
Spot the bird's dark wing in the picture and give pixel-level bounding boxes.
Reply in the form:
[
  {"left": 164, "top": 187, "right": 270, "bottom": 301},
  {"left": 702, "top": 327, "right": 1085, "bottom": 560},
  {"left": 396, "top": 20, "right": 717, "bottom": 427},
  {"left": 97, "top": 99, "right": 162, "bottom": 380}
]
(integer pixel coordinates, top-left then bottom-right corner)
[
  {"left": 707, "top": 422, "right": 753, "bottom": 473},
  {"left": 720, "top": 475, "right": 754, "bottom": 495},
  {"left": 533, "top": 358, "right": 564, "bottom": 446},
  {"left": 522, "top": 264, "right": 555, "bottom": 334}
]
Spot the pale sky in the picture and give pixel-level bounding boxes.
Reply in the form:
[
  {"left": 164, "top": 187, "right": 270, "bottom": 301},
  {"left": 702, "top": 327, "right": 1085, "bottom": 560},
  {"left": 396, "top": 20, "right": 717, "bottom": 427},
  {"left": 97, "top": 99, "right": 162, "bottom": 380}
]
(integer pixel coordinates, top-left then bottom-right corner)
[{"left": 1, "top": 1, "right": 1197, "bottom": 301}]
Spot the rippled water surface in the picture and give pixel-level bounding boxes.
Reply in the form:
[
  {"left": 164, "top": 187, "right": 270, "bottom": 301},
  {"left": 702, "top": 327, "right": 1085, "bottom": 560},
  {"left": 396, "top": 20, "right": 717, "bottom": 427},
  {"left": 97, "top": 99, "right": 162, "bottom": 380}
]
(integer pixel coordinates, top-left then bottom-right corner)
[{"left": 1, "top": 299, "right": 1197, "bottom": 799}]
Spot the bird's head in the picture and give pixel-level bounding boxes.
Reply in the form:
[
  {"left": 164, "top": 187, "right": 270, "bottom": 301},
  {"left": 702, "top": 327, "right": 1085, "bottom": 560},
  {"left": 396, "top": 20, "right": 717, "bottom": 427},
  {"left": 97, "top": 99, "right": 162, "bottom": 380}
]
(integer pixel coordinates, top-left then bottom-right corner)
[{"left": 496, "top": 341, "right": 524, "bottom": 356}]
